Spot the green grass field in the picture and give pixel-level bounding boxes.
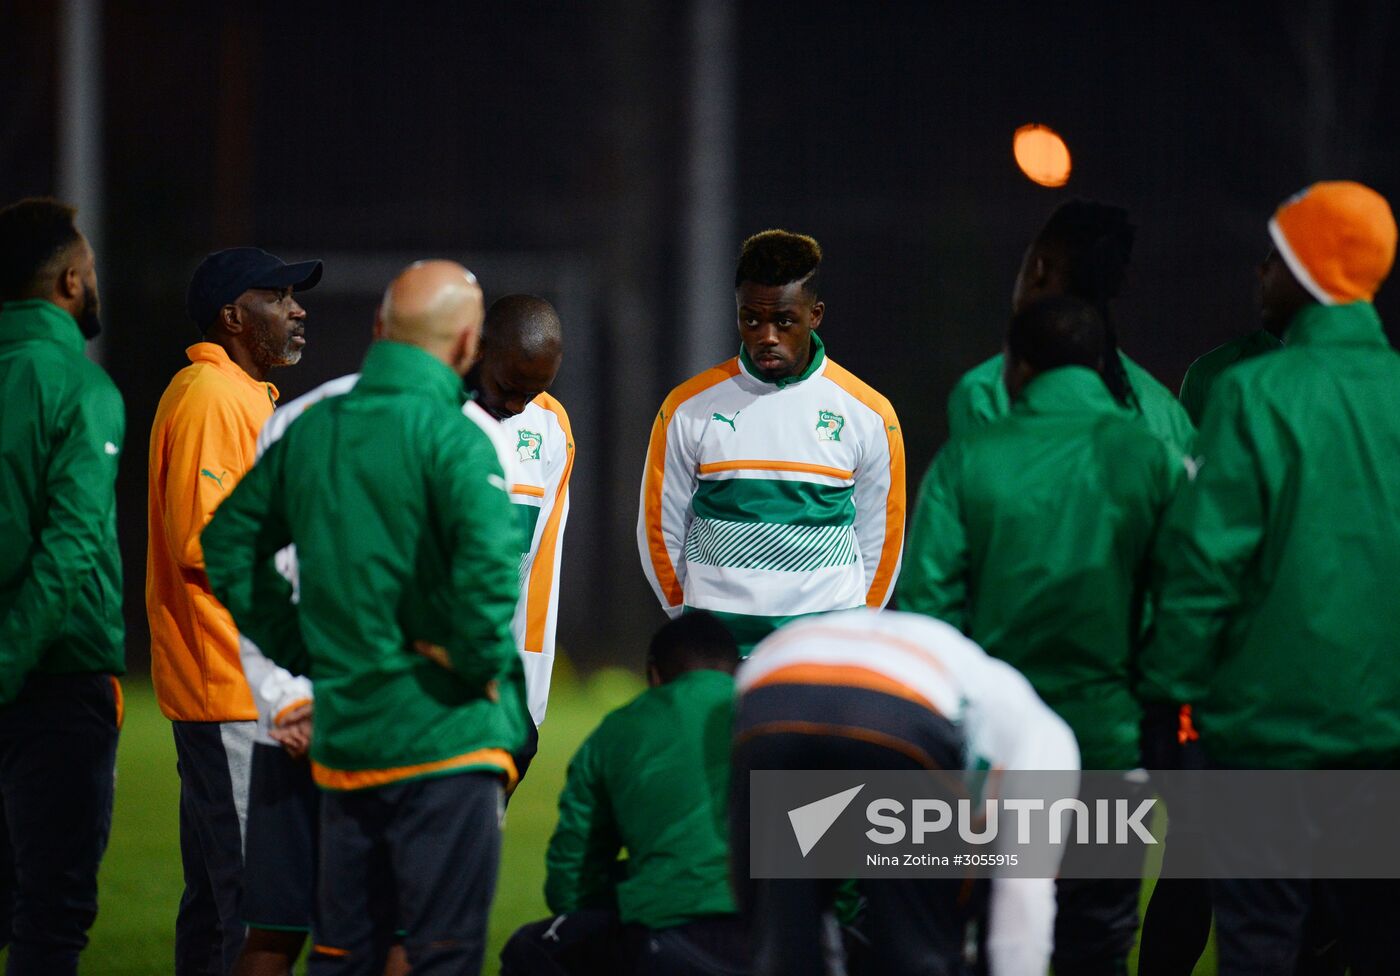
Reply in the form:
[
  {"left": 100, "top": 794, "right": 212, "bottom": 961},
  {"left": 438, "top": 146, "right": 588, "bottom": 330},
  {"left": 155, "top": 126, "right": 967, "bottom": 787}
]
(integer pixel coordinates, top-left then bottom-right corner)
[
  {"left": 75, "top": 665, "right": 641, "bottom": 974},
  {"left": 52, "top": 668, "right": 1214, "bottom": 974}
]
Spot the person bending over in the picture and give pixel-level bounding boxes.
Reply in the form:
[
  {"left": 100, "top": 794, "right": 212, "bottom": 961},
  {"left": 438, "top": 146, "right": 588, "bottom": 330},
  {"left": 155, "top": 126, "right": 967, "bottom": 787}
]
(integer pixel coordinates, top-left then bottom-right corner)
[{"left": 501, "top": 612, "right": 748, "bottom": 976}]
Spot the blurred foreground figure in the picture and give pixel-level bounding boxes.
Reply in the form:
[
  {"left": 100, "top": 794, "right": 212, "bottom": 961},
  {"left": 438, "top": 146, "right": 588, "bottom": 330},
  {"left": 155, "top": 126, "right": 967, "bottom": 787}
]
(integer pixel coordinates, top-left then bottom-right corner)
[
  {"left": 147, "top": 244, "right": 320, "bottom": 973},
  {"left": 900, "top": 295, "right": 1184, "bottom": 974},
  {"left": 0, "top": 198, "right": 124, "bottom": 975},
  {"left": 1140, "top": 181, "right": 1400, "bottom": 976},
  {"left": 638, "top": 229, "right": 905, "bottom": 655},
  {"left": 730, "top": 609, "right": 1079, "bottom": 976},
  {"left": 947, "top": 200, "right": 1195, "bottom": 455},
  {"left": 204, "top": 261, "right": 527, "bottom": 975},
  {"left": 501, "top": 613, "right": 747, "bottom": 976}
]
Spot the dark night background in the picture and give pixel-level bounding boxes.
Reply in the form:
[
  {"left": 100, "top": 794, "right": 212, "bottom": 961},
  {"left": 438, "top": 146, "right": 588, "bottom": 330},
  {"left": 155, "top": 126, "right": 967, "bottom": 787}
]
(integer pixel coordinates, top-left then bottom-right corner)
[{"left": 4, "top": 1, "right": 1398, "bottom": 673}]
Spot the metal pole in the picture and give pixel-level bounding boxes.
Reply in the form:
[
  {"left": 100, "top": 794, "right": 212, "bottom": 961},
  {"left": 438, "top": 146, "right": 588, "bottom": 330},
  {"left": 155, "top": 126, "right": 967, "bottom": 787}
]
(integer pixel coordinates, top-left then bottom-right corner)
[
  {"left": 681, "top": 0, "right": 737, "bottom": 377},
  {"left": 57, "top": 0, "right": 105, "bottom": 363}
]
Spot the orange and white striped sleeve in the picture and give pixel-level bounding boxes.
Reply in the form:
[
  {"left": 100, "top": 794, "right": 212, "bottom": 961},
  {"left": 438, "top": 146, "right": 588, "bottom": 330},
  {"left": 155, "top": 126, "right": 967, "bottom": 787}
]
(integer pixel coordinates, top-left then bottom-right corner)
[
  {"left": 637, "top": 361, "right": 739, "bottom": 616},
  {"left": 515, "top": 395, "right": 575, "bottom": 725},
  {"left": 824, "top": 362, "right": 906, "bottom": 607}
]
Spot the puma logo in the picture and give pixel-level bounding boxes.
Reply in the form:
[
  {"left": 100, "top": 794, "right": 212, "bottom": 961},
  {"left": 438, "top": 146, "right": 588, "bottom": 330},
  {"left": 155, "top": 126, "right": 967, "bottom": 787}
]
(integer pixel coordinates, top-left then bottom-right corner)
[
  {"left": 712, "top": 411, "right": 740, "bottom": 431},
  {"left": 199, "top": 468, "right": 226, "bottom": 489}
]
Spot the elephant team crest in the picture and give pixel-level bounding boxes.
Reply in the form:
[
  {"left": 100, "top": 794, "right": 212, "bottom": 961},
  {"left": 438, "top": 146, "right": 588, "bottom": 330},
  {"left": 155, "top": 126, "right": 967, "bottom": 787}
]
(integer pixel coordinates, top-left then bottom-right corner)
[
  {"left": 516, "top": 429, "right": 543, "bottom": 461},
  {"left": 815, "top": 410, "right": 845, "bottom": 442}
]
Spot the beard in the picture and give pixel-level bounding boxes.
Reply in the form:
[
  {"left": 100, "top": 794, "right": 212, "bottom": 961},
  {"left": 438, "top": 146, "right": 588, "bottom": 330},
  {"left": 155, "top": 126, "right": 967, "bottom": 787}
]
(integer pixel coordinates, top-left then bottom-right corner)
[
  {"left": 76, "top": 280, "right": 102, "bottom": 339},
  {"left": 251, "top": 317, "right": 303, "bottom": 367}
]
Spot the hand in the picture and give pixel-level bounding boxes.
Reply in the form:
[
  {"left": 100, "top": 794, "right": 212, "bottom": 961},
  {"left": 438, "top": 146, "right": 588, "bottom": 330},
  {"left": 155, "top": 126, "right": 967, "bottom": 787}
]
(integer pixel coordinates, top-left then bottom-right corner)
[
  {"left": 271, "top": 700, "right": 313, "bottom": 760},
  {"left": 414, "top": 640, "right": 454, "bottom": 671},
  {"left": 411, "top": 641, "right": 499, "bottom": 702},
  {"left": 270, "top": 717, "right": 312, "bottom": 759}
]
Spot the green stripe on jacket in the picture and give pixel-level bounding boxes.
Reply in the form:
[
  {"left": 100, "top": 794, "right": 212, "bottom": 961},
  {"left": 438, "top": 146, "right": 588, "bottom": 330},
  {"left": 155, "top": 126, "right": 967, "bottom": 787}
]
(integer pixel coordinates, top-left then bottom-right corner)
[{"left": 691, "top": 477, "right": 854, "bottom": 526}]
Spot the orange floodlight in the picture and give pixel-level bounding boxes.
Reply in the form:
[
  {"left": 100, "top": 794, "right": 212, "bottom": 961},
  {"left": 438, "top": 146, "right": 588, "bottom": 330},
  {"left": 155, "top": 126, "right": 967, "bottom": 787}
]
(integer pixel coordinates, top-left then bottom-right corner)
[{"left": 1013, "top": 124, "right": 1071, "bottom": 188}]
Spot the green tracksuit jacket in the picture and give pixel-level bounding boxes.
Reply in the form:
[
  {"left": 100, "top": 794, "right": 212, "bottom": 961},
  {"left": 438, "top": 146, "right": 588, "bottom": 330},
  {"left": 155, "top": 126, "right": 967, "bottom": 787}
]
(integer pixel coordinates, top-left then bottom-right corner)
[
  {"left": 948, "top": 350, "right": 1196, "bottom": 455},
  {"left": 203, "top": 340, "right": 528, "bottom": 789},
  {"left": 899, "top": 367, "right": 1183, "bottom": 769},
  {"left": 0, "top": 300, "right": 125, "bottom": 703},
  {"left": 1177, "top": 329, "right": 1282, "bottom": 426},
  {"left": 1140, "top": 302, "right": 1400, "bottom": 768},
  {"left": 545, "top": 669, "right": 737, "bottom": 929}
]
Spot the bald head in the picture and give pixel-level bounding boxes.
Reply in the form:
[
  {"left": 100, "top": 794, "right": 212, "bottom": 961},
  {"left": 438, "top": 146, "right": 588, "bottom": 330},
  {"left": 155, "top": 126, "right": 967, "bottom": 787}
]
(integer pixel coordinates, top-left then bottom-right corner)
[
  {"left": 475, "top": 295, "right": 565, "bottom": 418},
  {"left": 378, "top": 260, "right": 484, "bottom": 374}
]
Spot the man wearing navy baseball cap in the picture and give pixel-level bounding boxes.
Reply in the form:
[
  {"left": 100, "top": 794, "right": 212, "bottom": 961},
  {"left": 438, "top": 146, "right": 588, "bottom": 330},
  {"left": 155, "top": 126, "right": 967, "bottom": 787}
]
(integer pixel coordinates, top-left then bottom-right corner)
[
  {"left": 147, "top": 247, "right": 320, "bottom": 974},
  {"left": 186, "top": 246, "right": 322, "bottom": 369}
]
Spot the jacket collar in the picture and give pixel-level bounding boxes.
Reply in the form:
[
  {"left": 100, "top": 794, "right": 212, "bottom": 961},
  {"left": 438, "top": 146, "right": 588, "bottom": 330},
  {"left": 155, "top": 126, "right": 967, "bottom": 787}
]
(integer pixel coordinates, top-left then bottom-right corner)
[
  {"left": 0, "top": 300, "right": 86, "bottom": 353},
  {"left": 1243, "top": 328, "right": 1285, "bottom": 354},
  {"left": 1285, "top": 301, "right": 1388, "bottom": 349},
  {"left": 186, "top": 341, "right": 280, "bottom": 402},
  {"left": 660, "top": 668, "right": 736, "bottom": 694},
  {"left": 1013, "top": 365, "right": 1123, "bottom": 417},
  {"left": 353, "top": 340, "right": 466, "bottom": 406},
  {"left": 738, "top": 332, "right": 828, "bottom": 388}
]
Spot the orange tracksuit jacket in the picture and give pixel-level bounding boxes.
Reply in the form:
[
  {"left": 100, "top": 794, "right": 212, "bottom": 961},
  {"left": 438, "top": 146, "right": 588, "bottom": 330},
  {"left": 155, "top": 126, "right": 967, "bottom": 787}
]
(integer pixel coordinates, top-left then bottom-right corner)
[{"left": 146, "top": 342, "right": 279, "bottom": 721}]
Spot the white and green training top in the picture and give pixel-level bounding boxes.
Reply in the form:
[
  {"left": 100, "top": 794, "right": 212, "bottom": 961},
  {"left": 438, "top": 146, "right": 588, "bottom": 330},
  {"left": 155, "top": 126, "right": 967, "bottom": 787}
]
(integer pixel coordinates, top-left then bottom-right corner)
[
  {"left": 638, "top": 334, "right": 905, "bottom": 650},
  {"left": 497, "top": 393, "right": 574, "bottom": 726}
]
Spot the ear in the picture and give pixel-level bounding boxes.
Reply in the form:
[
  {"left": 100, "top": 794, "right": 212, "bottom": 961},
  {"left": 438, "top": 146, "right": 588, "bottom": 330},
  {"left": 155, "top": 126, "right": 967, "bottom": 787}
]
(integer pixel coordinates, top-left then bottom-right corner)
[
  {"left": 809, "top": 300, "right": 825, "bottom": 330},
  {"left": 218, "top": 303, "right": 244, "bottom": 335},
  {"left": 1029, "top": 252, "right": 1051, "bottom": 288},
  {"left": 647, "top": 663, "right": 662, "bottom": 688},
  {"left": 56, "top": 262, "right": 83, "bottom": 302}
]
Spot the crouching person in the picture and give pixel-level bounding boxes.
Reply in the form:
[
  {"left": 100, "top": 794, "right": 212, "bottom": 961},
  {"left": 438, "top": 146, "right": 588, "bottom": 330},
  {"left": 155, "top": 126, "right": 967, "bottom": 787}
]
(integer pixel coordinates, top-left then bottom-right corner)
[
  {"left": 730, "top": 609, "right": 1081, "bottom": 976},
  {"left": 501, "top": 613, "right": 749, "bottom": 976}
]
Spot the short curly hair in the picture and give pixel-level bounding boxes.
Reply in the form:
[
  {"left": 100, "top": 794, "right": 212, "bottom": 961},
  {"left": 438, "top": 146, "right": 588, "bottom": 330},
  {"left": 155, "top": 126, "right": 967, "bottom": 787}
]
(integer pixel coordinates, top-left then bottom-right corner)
[
  {"left": 0, "top": 197, "right": 82, "bottom": 302},
  {"left": 646, "top": 611, "right": 739, "bottom": 683},
  {"left": 735, "top": 229, "right": 822, "bottom": 298}
]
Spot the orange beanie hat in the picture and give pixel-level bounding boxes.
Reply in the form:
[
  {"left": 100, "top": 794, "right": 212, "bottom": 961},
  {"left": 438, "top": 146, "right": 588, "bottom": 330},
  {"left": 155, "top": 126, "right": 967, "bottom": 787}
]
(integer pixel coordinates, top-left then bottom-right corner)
[{"left": 1269, "top": 181, "right": 1397, "bottom": 305}]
